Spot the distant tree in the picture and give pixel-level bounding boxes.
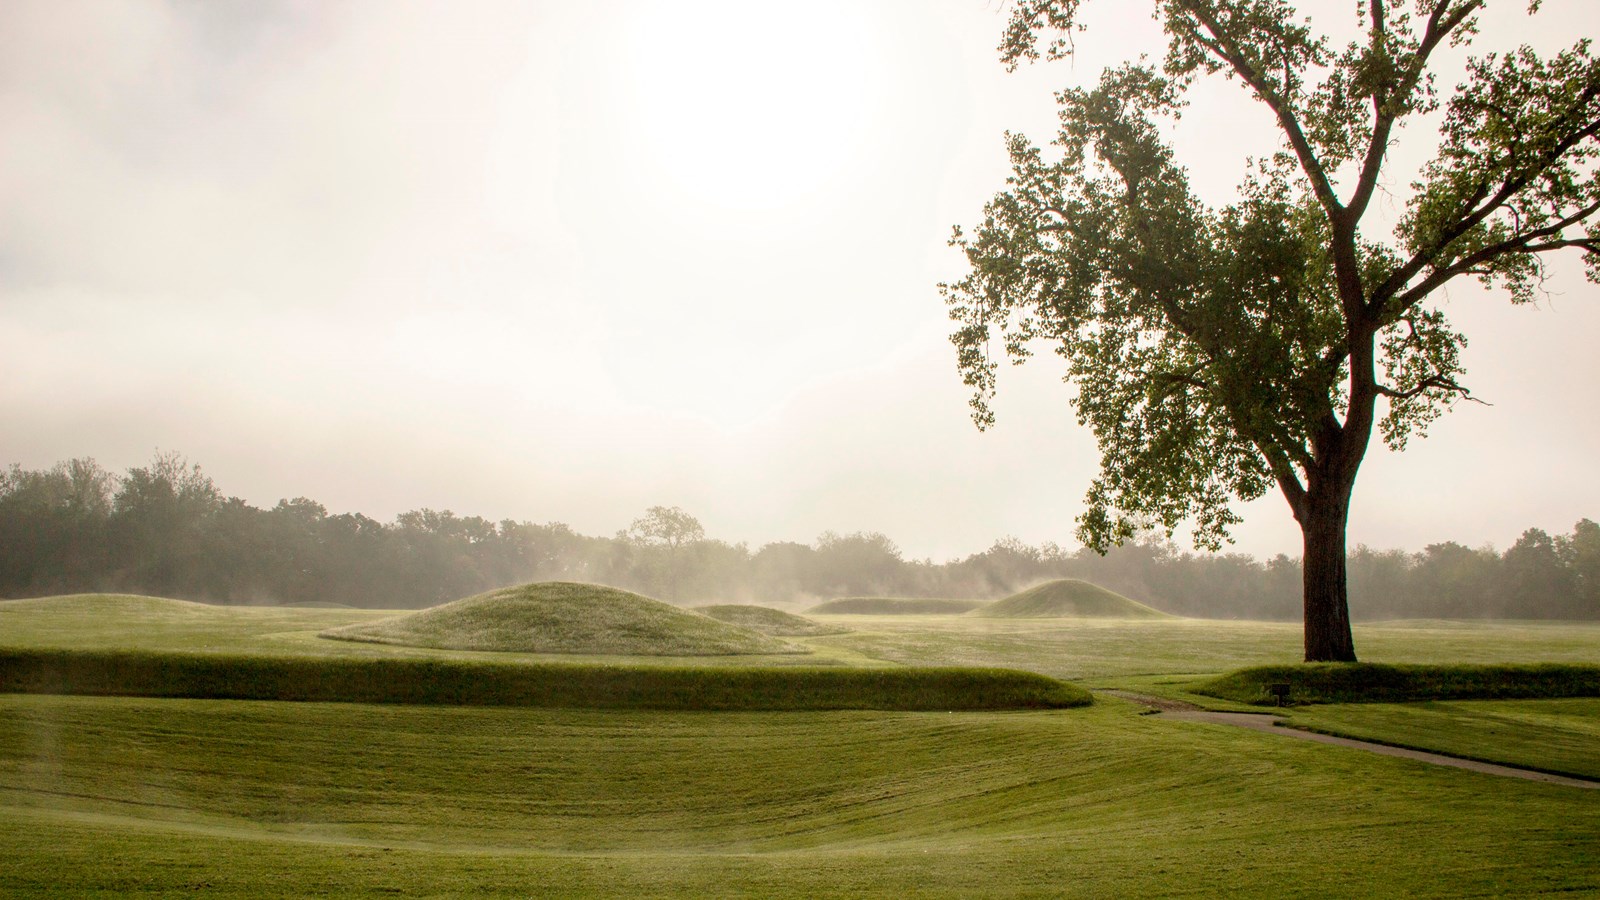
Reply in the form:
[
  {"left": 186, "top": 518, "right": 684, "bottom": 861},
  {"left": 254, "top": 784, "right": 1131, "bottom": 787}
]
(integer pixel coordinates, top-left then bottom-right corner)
[
  {"left": 952, "top": 536, "right": 1069, "bottom": 596},
  {"left": 263, "top": 498, "right": 332, "bottom": 603},
  {"left": 1501, "top": 527, "right": 1577, "bottom": 618},
  {"left": 1562, "top": 518, "right": 1600, "bottom": 617},
  {"left": 391, "top": 509, "right": 498, "bottom": 606},
  {"left": 625, "top": 506, "right": 707, "bottom": 600},
  {"left": 1260, "top": 553, "right": 1305, "bottom": 620},
  {"left": 944, "top": 0, "right": 1600, "bottom": 660},
  {"left": 751, "top": 541, "right": 816, "bottom": 605},
  {"left": 1347, "top": 545, "right": 1412, "bottom": 619},
  {"left": 0, "top": 458, "right": 113, "bottom": 595},
  {"left": 808, "top": 531, "right": 905, "bottom": 598},
  {"left": 109, "top": 451, "right": 222, "bottom": 595},
  {"left": 318, "top": 511, "right": 402, "bottom": 606},
  {"left": 626, "top": 506, "right": 707, "bottom": 553},
  {"left": 1408, "top": 540, "right": 1499, "bottom": 617},
  {"left": 681, "top": 539, "right": 754, "bottom": 604}
]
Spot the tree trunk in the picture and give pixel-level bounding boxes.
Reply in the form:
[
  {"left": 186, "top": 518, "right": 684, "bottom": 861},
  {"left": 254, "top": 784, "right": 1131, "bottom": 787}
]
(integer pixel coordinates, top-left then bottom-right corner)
[{"left": 1300, "top": 488, "right": 1357, "bottom": 662}]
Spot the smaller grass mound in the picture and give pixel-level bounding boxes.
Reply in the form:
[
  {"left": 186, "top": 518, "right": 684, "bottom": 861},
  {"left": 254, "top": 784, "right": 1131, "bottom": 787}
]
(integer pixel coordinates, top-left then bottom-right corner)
[
  {"left": 1198, "top": 662, "right": 1600, "bottom": 706},
  {"left": 0, "top": 593, "right": 217, "bottom": 616},
  {"left": 972, "top": 579, "right": 1169, "bottom": 619},
  {"left": 322, "top": 582, "right": 800, "bottom": 656},
  {"left": 691, "top": 605, "right": 848, "bottom": 636},
  {"left": 0, "top": 648, "right": 1093, "bottom": 710},
  {"left": 806, "top": 598, "right": 986, "bottom": 615}
]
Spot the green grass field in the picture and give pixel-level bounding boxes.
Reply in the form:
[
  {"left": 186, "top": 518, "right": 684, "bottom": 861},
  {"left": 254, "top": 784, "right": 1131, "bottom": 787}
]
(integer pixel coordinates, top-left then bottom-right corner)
[
  {"left": 1284, "top": 698, "right": 1600, "bottom": 780},
  {"left": 3, "top": 593, "right": 1599, "bottom": 897},
  {"left": 4, "top": 694, "right": 1597, "bottom": 897}
]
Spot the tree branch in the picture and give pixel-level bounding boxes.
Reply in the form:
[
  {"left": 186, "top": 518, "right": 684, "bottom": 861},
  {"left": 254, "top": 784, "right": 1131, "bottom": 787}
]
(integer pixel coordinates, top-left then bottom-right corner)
[
  {"left": 1372, "top": 111, "right": 1600, "bottom": 315},
  {"left": 1176, "top": 1, "right": 1343, "bottom": 219},
  {"left": 1262, "top": 440, "right": 1309, "bottom": 520},
  {"left": 1348, "top": 0, "right": 1484, "bottom": 223},
  {"left": 1390, "top": 195, "right": 1600, "bottom": 312},
  {"left": 1375, "top": 374, "right": 1488, "bottom": 404},
  {"left": 1522, "top": 237, "right": 1600, "bottom": 254}
]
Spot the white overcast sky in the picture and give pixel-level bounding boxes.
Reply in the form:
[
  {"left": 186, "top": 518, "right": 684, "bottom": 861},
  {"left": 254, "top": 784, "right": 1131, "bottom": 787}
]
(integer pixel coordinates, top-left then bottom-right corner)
[{"left": 2, "top": 0, "right": 1597, "bottom": 562}]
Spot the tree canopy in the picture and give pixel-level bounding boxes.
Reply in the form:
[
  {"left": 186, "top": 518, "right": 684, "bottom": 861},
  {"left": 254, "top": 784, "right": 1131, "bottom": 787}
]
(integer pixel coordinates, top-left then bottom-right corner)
[{"left": 942, "top": 0, "right": 1600, "bottom": 660}]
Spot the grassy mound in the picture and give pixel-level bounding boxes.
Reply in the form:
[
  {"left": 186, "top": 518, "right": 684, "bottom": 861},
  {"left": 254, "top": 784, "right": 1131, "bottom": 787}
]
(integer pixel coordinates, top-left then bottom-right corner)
[
  {"left": 806, "top": 598, "right": 986, "bottom": 615},
  {"left": 322, "top": 582, "right": 800, "bottom": 656},
  {"left": 691, "top": 605, "right": 848, "bottom": 636},
  {"left": 971, "top": 579, "right": 1170, "bottom": 619},
  {"left": 0, "top": 648, "right": 1092, "bottom": 710},
  {"left": 1198, "top": 662, "right": 1600, "bottom": 706},
  {"left": 0, "top": 593, "right": 217, "bottom": 616}
]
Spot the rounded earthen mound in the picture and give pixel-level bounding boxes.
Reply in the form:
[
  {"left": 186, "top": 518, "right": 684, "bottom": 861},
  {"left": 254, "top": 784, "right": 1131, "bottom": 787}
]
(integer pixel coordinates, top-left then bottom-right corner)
[
  {"left": 691, "top": 604, "right": 849, "bottom": 636},
  {"left": 972, "top": 579, "right": 1170, "bottom": 619},
  {"left": 321, "top": 581, "right": 804, "bottom": 656}
]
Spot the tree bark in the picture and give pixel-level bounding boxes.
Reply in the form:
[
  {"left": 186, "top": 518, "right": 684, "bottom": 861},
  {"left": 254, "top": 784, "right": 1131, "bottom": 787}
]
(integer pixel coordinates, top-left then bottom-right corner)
[{"left": 1300, "top": 487, "right": 1358, "bottom": 662}]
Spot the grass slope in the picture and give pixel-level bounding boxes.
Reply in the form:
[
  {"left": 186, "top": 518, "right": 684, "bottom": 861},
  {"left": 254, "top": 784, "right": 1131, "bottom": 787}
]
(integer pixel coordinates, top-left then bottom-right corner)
[
  {"left": 806, "top": 597, "right": 986, "bottom": 615},
  {"left": 1198, "top": 662, "right": 1600, "bottom": 706},
  {"left": 972, "top": 579, "right": 1170, "bottom": 619},
  {"left": 0, "top": 648, "right": 1089, "bottom": 710},
  {"left": 691, "top": 604, "right": 848, "bottom": 636},
  {"left": 322, "top": 582, "right": 800, "bottom": 656},
  {"left": 2, "top": 695, "right": 1596, "bottom": 897},
  {"left": 1286, "top": 698, "right": 1600, "bottom": 780},
  {"left": 0, "top": 592, "right": 217, "bottom": 617}
]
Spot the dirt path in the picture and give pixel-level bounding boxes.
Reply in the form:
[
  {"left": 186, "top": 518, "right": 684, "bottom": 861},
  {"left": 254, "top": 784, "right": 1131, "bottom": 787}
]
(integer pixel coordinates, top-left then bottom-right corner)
[{"left": 1099, "top": 691, "right": 1600, "bottom": 790}]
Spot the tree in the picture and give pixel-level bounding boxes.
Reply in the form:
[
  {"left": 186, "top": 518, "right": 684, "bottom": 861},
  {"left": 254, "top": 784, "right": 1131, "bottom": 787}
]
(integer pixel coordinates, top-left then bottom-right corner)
[
  {"left": 1563, "top": 518, "right": 1600, "bottom": 616},
  {"left": 808, "top": 531, "right": 906, "bottom": 598},
  {"left": 109, "top": 451, "right": 222, "bottom": 595},
  {"left": 942, "top": 0, "right": 1600, "bottom": 660},
  {"left": 0, "top": 458, "right": 113, "bottom": 595},
  {"left": 1501, "top": 527, "right": 1576, "bottom": 617},
  {"left": 625, "top": 506, "right": 707, "bottom": 599},
  {"left": 1409, "top": 540, "right": 1499, "bottom": 616}
]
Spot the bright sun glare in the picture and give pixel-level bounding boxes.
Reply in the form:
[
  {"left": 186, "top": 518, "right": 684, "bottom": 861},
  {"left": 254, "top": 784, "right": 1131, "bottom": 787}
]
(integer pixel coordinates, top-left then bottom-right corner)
[{"left": 621, "top": 1, "right": 879, "bottom": 212}]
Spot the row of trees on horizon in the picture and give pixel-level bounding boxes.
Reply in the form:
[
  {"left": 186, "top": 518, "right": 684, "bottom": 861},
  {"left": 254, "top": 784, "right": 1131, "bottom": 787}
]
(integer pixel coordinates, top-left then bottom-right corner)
[{"left": 2, "top": 453, "right": 1596, "bottom": 620}]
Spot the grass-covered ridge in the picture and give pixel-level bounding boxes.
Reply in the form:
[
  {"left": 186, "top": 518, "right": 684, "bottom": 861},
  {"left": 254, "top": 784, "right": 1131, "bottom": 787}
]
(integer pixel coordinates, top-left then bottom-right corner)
[
  {"left": 322, "top": 582, "right": 800, "bottom": 656},
  {"left": 1198, "top": 662, "right": 1600, "bottom": 706},
  {"left": 0, "top": 592, "right": 218, "bottom": 617},
  {"left": 806, "top": 597, "right": 986, "bottom": 615},
  {"left": 690, "top": 604, "right": 848, "bottom": 636},
  {"left": 0, "top": 648, "right": 1090, "bottom": 710},
  {"left": 972, "top": 579, "right": 1170, "bottom": 619}
]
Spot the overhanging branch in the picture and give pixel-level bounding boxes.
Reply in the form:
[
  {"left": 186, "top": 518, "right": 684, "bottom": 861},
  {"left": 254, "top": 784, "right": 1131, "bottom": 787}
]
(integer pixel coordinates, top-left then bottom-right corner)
[{"left": 1389, "top": 195, "right": 1600, "bottom": 312}]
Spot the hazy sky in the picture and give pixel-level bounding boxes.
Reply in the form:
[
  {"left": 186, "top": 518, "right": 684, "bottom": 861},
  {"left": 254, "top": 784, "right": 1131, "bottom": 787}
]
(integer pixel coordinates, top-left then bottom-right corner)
[{"left": 3, "top": 0, "right": 1597, "bottom": 562}]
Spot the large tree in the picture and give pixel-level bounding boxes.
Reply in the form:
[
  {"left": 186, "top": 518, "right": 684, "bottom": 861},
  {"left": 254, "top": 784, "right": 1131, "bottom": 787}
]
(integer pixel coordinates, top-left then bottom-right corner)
[{"left": 942, "top": 0, "right": 1599, "bottom": 660}]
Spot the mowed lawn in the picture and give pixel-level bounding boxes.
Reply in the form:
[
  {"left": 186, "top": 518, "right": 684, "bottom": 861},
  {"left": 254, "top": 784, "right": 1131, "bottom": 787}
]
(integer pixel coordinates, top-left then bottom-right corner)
[
  {"left": 2, "top": 694, "right": 1597, "bottom": 898},
  {"left": 803, "top": 613, "right": 1600, "bottom": 680},
  {"left": 3, "top": 595, "right": 1599, "bottom": 896},
  {"left": 1285, "top": 698, "right": 1600, "bottom": 780}
]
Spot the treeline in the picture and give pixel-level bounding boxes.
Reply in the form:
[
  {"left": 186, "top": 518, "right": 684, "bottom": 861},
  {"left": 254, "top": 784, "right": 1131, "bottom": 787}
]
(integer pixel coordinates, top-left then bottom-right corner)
[{"left": 2, "top": 453, "right": 1596, "bottom": 620}]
